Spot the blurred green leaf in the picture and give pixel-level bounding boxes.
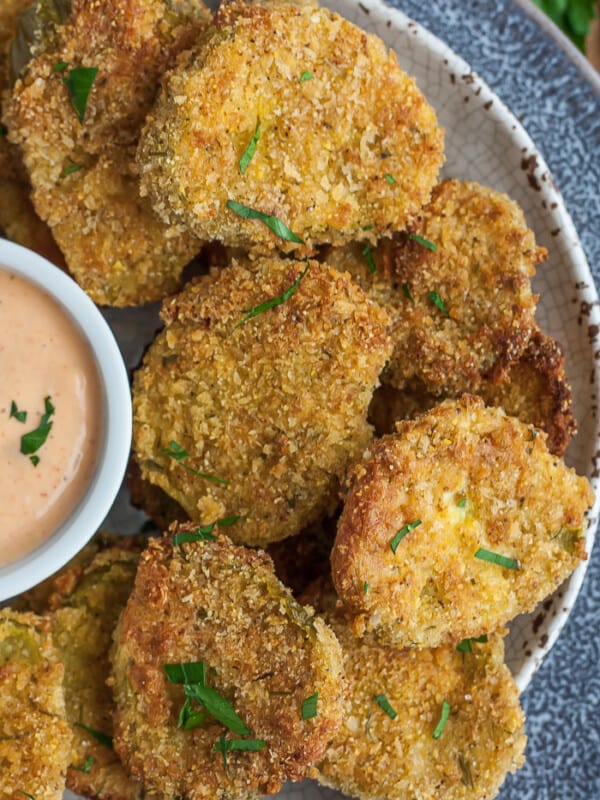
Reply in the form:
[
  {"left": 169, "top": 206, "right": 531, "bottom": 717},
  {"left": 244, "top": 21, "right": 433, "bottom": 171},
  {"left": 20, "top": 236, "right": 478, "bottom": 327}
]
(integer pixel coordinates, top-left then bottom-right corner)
[{"left": 530, "top": 0, "right": 597, "bottom": 51}]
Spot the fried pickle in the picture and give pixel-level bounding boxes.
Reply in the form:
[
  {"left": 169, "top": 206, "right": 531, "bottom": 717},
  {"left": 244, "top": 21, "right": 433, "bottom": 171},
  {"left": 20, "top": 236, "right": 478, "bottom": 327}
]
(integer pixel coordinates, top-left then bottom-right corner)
[
  {"left": 326, "top": 179, "right": 543, "bottom": 395},
  {"left": 0, "top": 609, "right": 71, "bottom": 800},
  {"left": 137, "top": 1, "right": 444, "bottom": 253},
  {"left": 132, "top": 256, "right": 391, "bottom": 546},
  {"left": 111, "top": 530, "right": 345, "bottom": 799},
  {"left": 315, "top": 608, "right": 526, "bottom": 800},
  {"left": 331, "top": 395, "right": 594, "bottom": 648},
  {"left": 4, "top": 0, "right": 210, "bottom": 305}
]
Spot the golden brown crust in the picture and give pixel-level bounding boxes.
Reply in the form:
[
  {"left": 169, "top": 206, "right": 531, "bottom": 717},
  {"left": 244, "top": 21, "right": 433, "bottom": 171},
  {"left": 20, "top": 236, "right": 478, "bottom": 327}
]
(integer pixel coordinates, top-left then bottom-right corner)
[
  {"left": 4, "top": 0, "right": 210, "bottom": 305},
  {"left": 331, "top": 395, "right": 594, "bottom": 648},
  {"left": 111, "top": 530, "right": 345, "bottom": 799},
  {"left": 127, "top": 457, "right": 189, "bottom": 531},
  {"left": 316, "top": 611, "right": 526, "bottom": 800},
  {"left": 137, "top": 1, "right": 444, "bottom": 252},
  {"left": 0, "top": 608, "right": 72, "bottom": 800},
  {"left": 326, "top": 179, "right": 543, "bottom": 395},
  {"left": 132, "top": 255, "right": 391, "bottom": 546}
]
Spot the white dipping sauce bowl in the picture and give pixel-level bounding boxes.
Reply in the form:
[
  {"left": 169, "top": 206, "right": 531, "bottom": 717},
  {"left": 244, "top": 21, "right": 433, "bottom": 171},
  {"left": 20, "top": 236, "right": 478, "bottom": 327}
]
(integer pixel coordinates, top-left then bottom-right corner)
[{"left": 0, "top": 239, "right": 131, "bottom": 602}]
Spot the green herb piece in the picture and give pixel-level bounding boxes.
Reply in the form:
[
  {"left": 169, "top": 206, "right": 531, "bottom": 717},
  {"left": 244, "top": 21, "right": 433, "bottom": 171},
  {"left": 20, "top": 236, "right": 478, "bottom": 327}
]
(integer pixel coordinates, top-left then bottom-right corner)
[
  {"left": 162, "top": 440, "right": 229, "bottom": 486},
  {"left": 299, "top": 70, "right": 314, "bottom": 81},
  {"left": 63, "top": 66, "right": 98, "bottom": 123},
  {"left": 390, "top": 519, "right": 422, "bottom": 553},
  {"left": 301, "top": 692, "right": 319, "bottom": 720},
  {"left": 53, "top": 61, "right": 68, "bottom": 72},
  {"left": 458, "top": 753, "right": 475, "bottom": 788},
  {"left": 165, "top": 661, "right": 207, "bottom": 685},
  {"left": 231, "top": 262, "right": 310, "bottom": 333},
  {"left": 239, "top": 118, "right": 261, "bottom": 175},
  {"left": 173, "top": 517, "right": 241, "bottom": 547},
  {"left": 226, "top": 199, "right": 303, "bottom": 243},
  {"left": 63, "top": 160, "right": 83, "bottom": 177},
  {"left": 9, "top": 401, "right": 27, "bottom": 423},
  {"left": 29, "top": 455, "right": 40, "bottom": 467},
  {"left": 71, "top": 756, "right": 94, "bottom": 773},
  {"left": 374, "top": 694, "right": 397, "bottom": 719},
  {"left": 177, "top": 696, "right": 209, "bottom": 731},
  {"left": 457, "top": 497, "right": 467, "bottom": 508},
  {"left": 0, "top": 124, "right": 7, "bottom": 137},
  {"left": 214, "top": 737, "right": 267, "bottom": 753},
  {"left": 20, "top": 395, "right": 54, "bottom": 462},
  {"left": 184, "top": 684, "right": 251, "bottom": 736},
  {"left": 75, "top": 723, "right": 113, "bottom": 749},
  {"left": 432, "top": 700, "right": 450, "bottom": 739},
  {"left": 531, "top": 0, "right": 596, "bottom": 50},
  {"left": 362, "top": 244, "right": 377, "bottom": 275},
  {"left": 362, "top": 224, "right": 374, "bottom": 231},
  {"left": 409, "top": 233, "right": 437, "bottom": 252},
  {"left": 363, "top": 581, "right": 369, "bottom": 594},
  {"left": 18, "top": 793, "right": 35, "bottom": 800},
  {"left": 402, "top": 282, "right": 415, "bottom": 304},
  {"left": 384, "top": 173, "right": 397, "bottom": 185},
  {"left": 474, "top": 548, "right": 520, "bottom": 571},
  {"left": 456, "top": 634, "right": 488, "bottom": 653},
  {"left": 428, "top": 291, "right": 449, "bottom": 316}
]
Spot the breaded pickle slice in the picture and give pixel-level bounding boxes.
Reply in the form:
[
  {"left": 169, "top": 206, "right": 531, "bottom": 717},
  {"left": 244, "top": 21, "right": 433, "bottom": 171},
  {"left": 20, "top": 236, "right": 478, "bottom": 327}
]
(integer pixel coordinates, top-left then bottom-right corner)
[
  {"left": 315, "top": 609, "right": 526, "bottom": 800},
  {"left": 4, "top": 0, "right": 209, "bottom": 305},
  {"left": 326, "top": 179, "right": 543, "bottom": 395},
  {"left": 137, "top": 1, "right": 444, "bottom": 252},
  {"left": 368, "top": 329, "right": 576, "bottom": 457},
  {"left": 132, "top": 256, "right": 391, "bottom": 546},
  {"left": 112, "top": 531, "right": 345, "bottom": 799},
  {"left": 47, "top": 546, "right": 143, "bottom": 800},
  {"left": 0, "top": 609, "right": 71, "bottom": 800},
  {"left": 332, "top": 395, "right": 594, "bottom": 648}
]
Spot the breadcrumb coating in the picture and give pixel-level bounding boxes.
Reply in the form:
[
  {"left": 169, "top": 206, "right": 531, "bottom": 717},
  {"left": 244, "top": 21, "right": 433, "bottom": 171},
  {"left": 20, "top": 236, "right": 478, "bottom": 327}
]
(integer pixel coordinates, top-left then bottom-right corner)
[
  {"left": 133, "top": 255, "right": 391, "bottom": 546},
  {"left": 111, "top": 530, "right": 345, "bottom": 799},
  {"left": 316, "top": 609, "right": 526, "bottom": 800},
  {"left": 332, "top": 395, "right": 594, "bottom": 648},
  {"left": 0, "top": 609, "right": 71, "bottom": 800},
  {"left": 137, "top": 1, "right": 444, "bottom": 252},
  {"left": 4, "top": 0, "right": 209, "bottom": 305},
  {"left": 326, "top": 179, "right": 543, "bottom": 395}
]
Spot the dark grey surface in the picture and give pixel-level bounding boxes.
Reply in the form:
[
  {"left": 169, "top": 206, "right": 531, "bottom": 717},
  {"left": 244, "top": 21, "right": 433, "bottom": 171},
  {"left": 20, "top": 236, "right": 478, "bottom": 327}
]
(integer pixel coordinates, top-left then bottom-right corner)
[{"left": 387, "top": 1, "right": 600, "bottom": 797}]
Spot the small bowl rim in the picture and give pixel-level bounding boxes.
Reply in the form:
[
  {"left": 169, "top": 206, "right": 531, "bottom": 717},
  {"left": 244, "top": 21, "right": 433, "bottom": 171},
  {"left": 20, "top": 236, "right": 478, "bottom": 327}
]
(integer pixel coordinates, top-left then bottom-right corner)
[{"left": 0, "top": 238, "right": 132, "bottom": 601}]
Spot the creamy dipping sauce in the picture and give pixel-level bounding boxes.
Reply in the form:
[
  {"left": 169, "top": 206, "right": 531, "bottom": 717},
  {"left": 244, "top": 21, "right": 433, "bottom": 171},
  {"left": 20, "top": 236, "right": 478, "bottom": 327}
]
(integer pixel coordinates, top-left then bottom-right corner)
[{"left": 0, "top": 268, "right": 102, "bottom": 567}]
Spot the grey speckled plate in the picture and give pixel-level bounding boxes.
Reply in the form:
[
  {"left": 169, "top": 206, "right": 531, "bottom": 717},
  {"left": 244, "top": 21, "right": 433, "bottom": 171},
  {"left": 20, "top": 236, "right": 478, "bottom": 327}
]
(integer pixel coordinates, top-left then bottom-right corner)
[{"left": 80, "top": 2, "right": 600, "bottom": 800}]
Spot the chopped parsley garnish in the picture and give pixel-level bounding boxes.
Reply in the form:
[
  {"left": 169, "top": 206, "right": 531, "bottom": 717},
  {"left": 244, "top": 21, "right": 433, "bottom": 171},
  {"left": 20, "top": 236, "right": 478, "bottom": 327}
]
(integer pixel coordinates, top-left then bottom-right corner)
[
  {"left": 299, "top": 70, "right": 314, "bottom": 82},
  {"left": 428, "top": 290, "right": 449, "bottom": 316},
  {"left": 402, "top": 282, "right": 415, "bottom": 304},
  {"left": 20, "top": 395, "right": 54, "bottom": 466},
  {"left": 9, "top": 401, "right": 27, "bottom": 423},
  {"left": 63, "top": 160, "right": 83, "bottom": 177},
  {"left": 458, "top": 753, "right": 475, "bottom": 788},
  {"left": 363, "top": 581, "right": 370, "bottom": 594},
  {"left": 239, "top": 118, "right": 261, "bottom": 175},
  {"left": 63, "top": 66, "right": 98, "bottom": 123},
  {"left": 173, "top": 516, "right": 240, "bottom": 547},
  {"left": 362, "top": 224, "right": 374, "bottom": 231},
  {"left": 409, "top": 233, "right": 437, "bottom": 252},
  {"left": 457, "top": 497, "right": 467, "bottom": 508},
  {"left": 301, "top": 692, "right": 319, "bottom": 720},
  {"left": 456, "top": 634, "right": 488, "bottom": 653},
  {"left": 0, "top": 124, "right": 7, "bottom": 137},
  {"left": 390, "top": 519, "right": 422, "bottom": 553},
  {"left": 374, "top": 693, "right": 397, "bottom": 719},
  {"left": 162, "top": 440, "right": 229, "bottom": 486},
  {"left": 231, "top": 261, "right": 310, "bottom": 333},
  {"left": 18, "top": 793, "right": 35, "bottom": 800},
  {"left": 474, "top": 548, "right": 520, "bottom": 571},
  {"left": 432, "top": 700, "right": 450, "bottom": 739},
  {"left": 74, "top": 723, "right": 113, "bottom": 749},
  {"left": 187, "top": 684, "right": 251, "bottom": 735},
  {"left": 362, "top": 244, "right": 377, "bottom": 275},
  {"left": 165, "top": 661, "right": 207, "bottom": 685},
  {"left": 226, "top": 199, "right": 303, "bottom": 243},
  {"left": 71, "top": 756, "right": 94, "bottom": 773},
  {"left": 53, "top": 61, "right": 68, "bottom": 72},
  {"left": 384, "top": 173, "right": 396, "bottom": 185},
  {"left": 214, "top": 737, "right": 267, "bottom": 754}
]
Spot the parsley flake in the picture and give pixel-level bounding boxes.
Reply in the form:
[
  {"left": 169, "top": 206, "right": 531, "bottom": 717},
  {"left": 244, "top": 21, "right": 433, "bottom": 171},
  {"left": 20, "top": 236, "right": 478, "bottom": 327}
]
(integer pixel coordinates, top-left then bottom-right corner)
[
  {"left": 457, "top": 497, "right": 467, "bottom": 508},
  {"left": 63, "top": 66, "right": 98, "bottom": 123},
  {"left": 402, "top": 282, "right": 415, "bottom": 304},
  {"left": 231, "top": 262, "right": 310, "bottom": 333},
  {"left": 214, "top": 737, "right": 266, "bottom": 754},
  {"left": 409, "top": 233, "right": 437, "bottom": 252},
  {"left": 226, "top": 199, "right": 303, "bottom": 243},
  {"left": 239, "top": 118, "right": 261, "bottom": 175},
  {"left": 63, "top": 160, "right": 83, "bottom": 177},
  {"left": 474, "top": 548, "right": 520, "bottom": 570},
  {"left": 71, "top": 756, "right": 94, "bottom": 774},
  {"left": 428, "top": 290, "right": 449, "bottom": 316},
  {"left": 29, "top": 455, "right": 40, "bottom": 467},
  {"left": 20, "top": 395, "right": 54, "bottom": 464},
  {"left": 74, "top": 723, "right": 113, "bottom": 750},
  {"left": 173, "top": 516, "right": 240, "bottom": 547},
  {"left": 53, "top": 61, "right": 68, "bottom": 72},
  {"left": 390, "top": 519, "right": 422, "bottom": 553},
  {"left": 165, "top": 661, "right": 207, "bottom": 685},
  {"left": 18, "top": 793, "right": 35, "bottom": 800},
  {"left": 432, "top": 700, "right": 450, "bottom": 739},
  {"left": 162, "top": 440, "right": 229, "bottom": 486},
  {"left": 363, "top": 581, "right": 369, "bottom": 594},
  {"left": 384, "top": 173, "right": 397, "bottom": 185},
  {"left": 299, "top": 70, "right": 314, "bottom": 82},
  {"left": 9, "top": 401, "right": 27, "bottom": 423},
  {"left": 185, "top": 684, "right": 251, "bottom": 735},
  {"left": 456, "top": 634, "right": 488, "bottom": 653},
  {"left": 362, "top": 244, "right": 377, "bottom": 275},
  {"left": 374, "top": 694, "right": 397, "bottom": 719},
  {"left": 301, "top": 692, "right": 319, "bottom": 720}
]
